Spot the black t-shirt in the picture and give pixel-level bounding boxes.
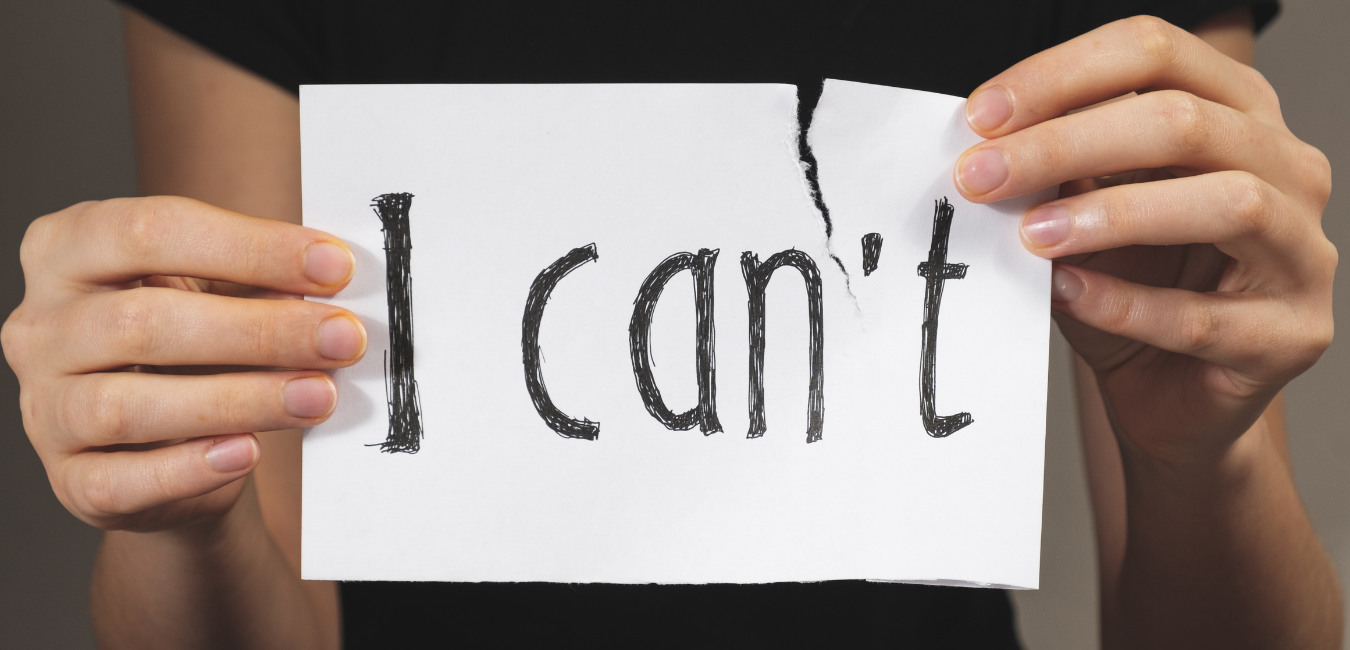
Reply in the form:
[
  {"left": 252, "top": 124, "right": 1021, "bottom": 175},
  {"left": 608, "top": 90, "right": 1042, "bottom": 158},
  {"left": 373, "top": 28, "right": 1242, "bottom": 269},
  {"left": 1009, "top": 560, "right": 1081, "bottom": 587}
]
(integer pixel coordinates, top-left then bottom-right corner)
[{"left": 119, "top": 1, "right": 1276, "bottom": 647}]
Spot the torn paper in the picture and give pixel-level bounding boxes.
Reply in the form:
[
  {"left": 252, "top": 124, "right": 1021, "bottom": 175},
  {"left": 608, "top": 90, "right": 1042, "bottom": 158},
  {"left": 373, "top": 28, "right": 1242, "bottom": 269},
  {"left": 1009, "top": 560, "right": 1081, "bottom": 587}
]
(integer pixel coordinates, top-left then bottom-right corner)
[{"left": 300, "top": 80, "right": 1052, "bottom": 588}]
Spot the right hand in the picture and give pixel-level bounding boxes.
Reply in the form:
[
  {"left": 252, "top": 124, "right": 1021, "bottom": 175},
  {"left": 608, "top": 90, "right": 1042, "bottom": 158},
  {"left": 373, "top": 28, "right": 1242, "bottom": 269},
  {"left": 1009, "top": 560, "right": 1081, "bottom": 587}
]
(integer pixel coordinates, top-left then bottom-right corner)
[{"left": 3, "top": 197, "right": 366, "bottom": 532}]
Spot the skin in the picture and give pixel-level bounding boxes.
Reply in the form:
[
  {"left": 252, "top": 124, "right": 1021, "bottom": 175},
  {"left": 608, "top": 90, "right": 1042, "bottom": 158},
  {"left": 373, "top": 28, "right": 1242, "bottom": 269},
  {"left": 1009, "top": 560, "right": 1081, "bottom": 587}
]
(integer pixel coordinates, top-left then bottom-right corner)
[
  {"left": 0, "top": 6, "right": 1337, "bottom": 650},
  {"left": 957, "top": 9, "right": 1340, "bottom": 649}
]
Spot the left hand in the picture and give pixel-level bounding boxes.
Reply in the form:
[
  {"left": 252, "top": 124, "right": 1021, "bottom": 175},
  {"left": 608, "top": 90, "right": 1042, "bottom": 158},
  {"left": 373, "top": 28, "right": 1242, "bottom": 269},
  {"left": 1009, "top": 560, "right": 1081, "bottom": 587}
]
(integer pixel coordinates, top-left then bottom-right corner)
[{"left": 954, "top": 16, "right": 1335, "bottom": 466}]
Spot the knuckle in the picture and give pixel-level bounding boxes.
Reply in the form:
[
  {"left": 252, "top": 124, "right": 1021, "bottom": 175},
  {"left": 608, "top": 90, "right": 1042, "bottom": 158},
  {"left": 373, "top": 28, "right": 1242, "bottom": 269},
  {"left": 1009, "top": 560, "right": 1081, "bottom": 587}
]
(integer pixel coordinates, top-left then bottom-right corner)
[
  {"left": 1127, "top": 15, "right": 1180, "bottom": 69},
  {"left": 79, "top": 460, "right": 122, "bottom": 516},
  {"left": 1096, "top": 189, "right": 1133, "bottom": 235},
  {"left": 1024, "top": 131, "right": 1067, "bottom": 176},
  {"left": 1289, "top": 315, "right": 1333, "bottom": 373},
  {"left": 236, "top": 230, "right": 272, "bottom": 282},
  {"left": 1307, "top": 322, "right": 1334, "bottom": 360},
  {"left": 66, "top": 375, "right": 129, "bottom": 445},
  {"left": 18, "top": 213, "right": 59, "bottom": 275},
  {"left": 1307, "top": 236, "right": 1339, "bottom": 288},
  {"left": 17, "top": 387, "right": 36, "bottom": 432},
  {"left": 1320, "top": 238, "right": 1339, "bottom": 276},
  {"left": 1301, "top": 145, "right": 1333, "bottom": 207},
  {"left": 1312, "top": 318, "right": 1334, "bottom": 357},
  {"left": 145, "top": 456, "right": 179, "bottom": 509},
  {"left": 1241, "top": 66, "right": 1281, "bottom": 112},
  {"left": 1227, "top": 173, "right": 1275, "bottom": 240},
  {"left": 213, "top": 381, "right": 252, "bottom": 428},
  {"left": 1154, "top": 91, "right": 1210, "bottom": 155},
  {"left": 113, "top": 199, "right": 168, "bottom": 262},
  {"left": 1096, "top": 287, "right": 1140, "bottom": 334},
  {"left": 106, "top": 196, "right": 196, "bottom": 265},
  {"left": 106, "top": 290, "right": 160, "bottom": 361},
  {"left": 1181, "top": 301, "right": 1220, "bottom": 352},
  {"left": 250, "top": 304, "right": 282, "bottom": 360},
  {"left": 0, "top": 313, "right": 18, "bottom": 358},
  {"left": 88, "top": 376, "right": 130, "bottom": 444},
  {"left": 1, "top": 306, "right": 34, "bottom": 368}
]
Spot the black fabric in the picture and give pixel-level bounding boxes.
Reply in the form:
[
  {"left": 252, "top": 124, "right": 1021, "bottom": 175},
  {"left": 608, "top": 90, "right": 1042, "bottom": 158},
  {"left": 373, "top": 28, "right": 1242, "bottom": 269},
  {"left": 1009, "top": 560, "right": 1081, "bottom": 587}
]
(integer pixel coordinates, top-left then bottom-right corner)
[
  {"left": 120, "top": 0, "right": 1279, "bottom": 98},
  {"left": 115, "top": 1, "right": 1278, "bottom": 647},
  {"left": 339, "top": 580, "right": 1023, "bottom": 648}
]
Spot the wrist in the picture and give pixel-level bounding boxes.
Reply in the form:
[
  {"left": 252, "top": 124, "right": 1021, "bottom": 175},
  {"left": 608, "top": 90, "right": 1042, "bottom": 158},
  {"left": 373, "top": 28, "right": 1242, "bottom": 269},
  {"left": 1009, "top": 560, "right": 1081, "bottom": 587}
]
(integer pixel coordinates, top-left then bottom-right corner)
[
  {"left": 1116, "top": 409, "right": 1289, "bottom": 523},
  {"left": 1099, "top": 372, "right": 1285, "bottom": 476},
  {"left": 176, "top": 477, "right": 269, "bottom": 550},
  {"left": 102, "top": 476, "right": 270, "bottom": 565}
]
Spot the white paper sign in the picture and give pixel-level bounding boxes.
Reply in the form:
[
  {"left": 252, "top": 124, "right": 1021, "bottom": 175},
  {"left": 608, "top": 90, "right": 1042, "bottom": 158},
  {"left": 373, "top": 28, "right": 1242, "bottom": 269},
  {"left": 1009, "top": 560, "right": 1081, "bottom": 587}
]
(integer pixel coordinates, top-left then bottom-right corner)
[{"left": 301, "top": 79, "right": 1051, "bottom": 588}]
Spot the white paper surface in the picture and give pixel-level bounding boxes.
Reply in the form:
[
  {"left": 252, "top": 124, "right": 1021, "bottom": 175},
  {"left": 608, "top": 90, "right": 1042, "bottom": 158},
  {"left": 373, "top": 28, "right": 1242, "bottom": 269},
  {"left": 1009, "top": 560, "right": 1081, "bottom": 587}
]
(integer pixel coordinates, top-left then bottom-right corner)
[{"left": 301, "top": 79, "right": 1051, "bottom": 588}]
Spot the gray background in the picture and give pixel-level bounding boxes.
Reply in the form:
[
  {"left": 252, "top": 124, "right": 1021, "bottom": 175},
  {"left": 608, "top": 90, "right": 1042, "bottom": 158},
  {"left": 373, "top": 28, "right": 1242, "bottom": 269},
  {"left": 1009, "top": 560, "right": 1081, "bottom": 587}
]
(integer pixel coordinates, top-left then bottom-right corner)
[{"left": 0, "top": 0, "right": 1345, "bottom": 647}]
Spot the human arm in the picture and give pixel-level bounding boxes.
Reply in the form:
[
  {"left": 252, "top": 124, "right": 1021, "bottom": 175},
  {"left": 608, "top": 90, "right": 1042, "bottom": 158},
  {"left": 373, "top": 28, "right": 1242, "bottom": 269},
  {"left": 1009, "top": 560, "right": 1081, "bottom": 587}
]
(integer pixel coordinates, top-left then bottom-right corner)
[
  {"left": 0, "top": 8, "right": 346, "bottom": 649},
  {"left": 89, "top": 9, "right": 343, "bottom": 649},
  {"left": 957, "top": 9, "right": 1341, "bottom": 649}
]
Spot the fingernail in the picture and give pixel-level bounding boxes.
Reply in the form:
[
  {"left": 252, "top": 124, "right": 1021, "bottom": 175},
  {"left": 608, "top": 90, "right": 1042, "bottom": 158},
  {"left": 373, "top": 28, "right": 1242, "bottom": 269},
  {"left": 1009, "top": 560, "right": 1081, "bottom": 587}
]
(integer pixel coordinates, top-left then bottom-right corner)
[
  {"left": 957, "top": 149, "right": 1009, "bottom": 196},
  {"left": 967, "top": 86, "right": 1013, "bottom": 131},
  {"left": 1023, "top": 204, "right": 1071, "bottom": 248},
  {"left": 283, "top": 376, "right": 336, "bottom": 418},
  {"left": 305, "top": 242, "right": 355, "bottom": 286},
  {"left": 205, "top": 436, "right": 257, "bottom": 473},
  {"left": 316, "top": 315, "right": 366, "bottom": 360},
  {"left": 1052, "top": 266, "right": 1085, "bottom": 303}
]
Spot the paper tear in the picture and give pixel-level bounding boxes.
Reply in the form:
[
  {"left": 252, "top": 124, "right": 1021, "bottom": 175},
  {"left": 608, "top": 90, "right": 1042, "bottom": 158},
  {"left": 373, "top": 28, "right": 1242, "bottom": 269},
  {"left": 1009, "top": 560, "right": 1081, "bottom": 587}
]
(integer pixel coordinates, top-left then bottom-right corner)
[{"left": 794, "top": 84, "right": 860, "bottom": 314}]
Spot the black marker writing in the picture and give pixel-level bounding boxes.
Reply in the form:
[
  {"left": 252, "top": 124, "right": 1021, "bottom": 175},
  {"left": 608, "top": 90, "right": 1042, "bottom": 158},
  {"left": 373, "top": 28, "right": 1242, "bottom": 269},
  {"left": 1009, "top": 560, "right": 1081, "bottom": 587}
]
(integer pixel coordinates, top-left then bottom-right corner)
[
  {"left": 862, "top": 233, "right": 883, "bottom": 276},
  {"left": 372, "top": 193, "right": 424, "bottom": 454},
  {"left": 917, "top": 198, "right": 973, "bottom": 438},
  {"left": 741, "top": 250, "right": 825, "bottom": 443},
  {"left": 522, "top": 244, "right": 601, "bottom": 440},
  {"left": 629, "top": 250, "right": 722, "bottom": 434}
]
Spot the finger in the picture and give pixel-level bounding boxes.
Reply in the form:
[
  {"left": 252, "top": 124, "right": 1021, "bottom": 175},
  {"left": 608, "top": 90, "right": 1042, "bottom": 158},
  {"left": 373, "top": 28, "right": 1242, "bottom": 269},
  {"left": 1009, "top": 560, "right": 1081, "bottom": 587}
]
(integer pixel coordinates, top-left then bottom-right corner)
[
  {"left": 1049, "top": 263, "right": 1329, "bottom": 380},
  {"left": 52, "top": 371, "right": 336, "bottom": 450},
  {"left": 61, "top": 433, "right": 259, "bottom": 519},
  {"left": 964, "top": 15, "right": 1281, "bottom": 137},
  {"left": 955, "top": 90, "right": 1299, "bottom": 202},
  {"left": 64, "top": 287, "right": 366, "bottom": 371},
  {"left": 1019, "top": 171, "right": 1328, "bottom": 276},
  {"left": 53, "top": 196, "right": 355, "bottom": 294}
]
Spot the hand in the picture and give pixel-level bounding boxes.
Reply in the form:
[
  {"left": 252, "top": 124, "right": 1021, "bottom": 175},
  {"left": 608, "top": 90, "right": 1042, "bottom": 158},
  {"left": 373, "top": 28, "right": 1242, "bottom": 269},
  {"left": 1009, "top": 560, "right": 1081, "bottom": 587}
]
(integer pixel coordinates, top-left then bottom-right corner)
[
  {"left": 955, "top": 16, "right": 1334, "bottom": 465},
  {"left": 3, "top": 197, "right": 366, "bottom": 531}
]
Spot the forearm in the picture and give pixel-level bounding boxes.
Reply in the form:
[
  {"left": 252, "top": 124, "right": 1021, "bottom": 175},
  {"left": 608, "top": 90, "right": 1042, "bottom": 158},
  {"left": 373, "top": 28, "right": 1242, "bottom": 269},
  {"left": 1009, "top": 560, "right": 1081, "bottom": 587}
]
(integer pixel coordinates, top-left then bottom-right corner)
[
  {"left": 102, "top": 12, "right": 339, "bottom": 648},
  {"left": 1106, "top": 406, "right": 1342, "bottom": 649},
  {"left": 1077, "top": 9, "right": 1343, "bottom": 647},
  {"left": 90, "top": 478, "right": 336, "bottom": 650}
]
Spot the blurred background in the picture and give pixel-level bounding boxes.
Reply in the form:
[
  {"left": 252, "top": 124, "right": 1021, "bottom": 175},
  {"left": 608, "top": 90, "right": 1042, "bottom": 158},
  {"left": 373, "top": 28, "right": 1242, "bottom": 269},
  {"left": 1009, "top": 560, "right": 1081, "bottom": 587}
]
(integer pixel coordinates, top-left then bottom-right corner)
[{"left": 0, "top": 1, "right": 1346, "bottom": 647}]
